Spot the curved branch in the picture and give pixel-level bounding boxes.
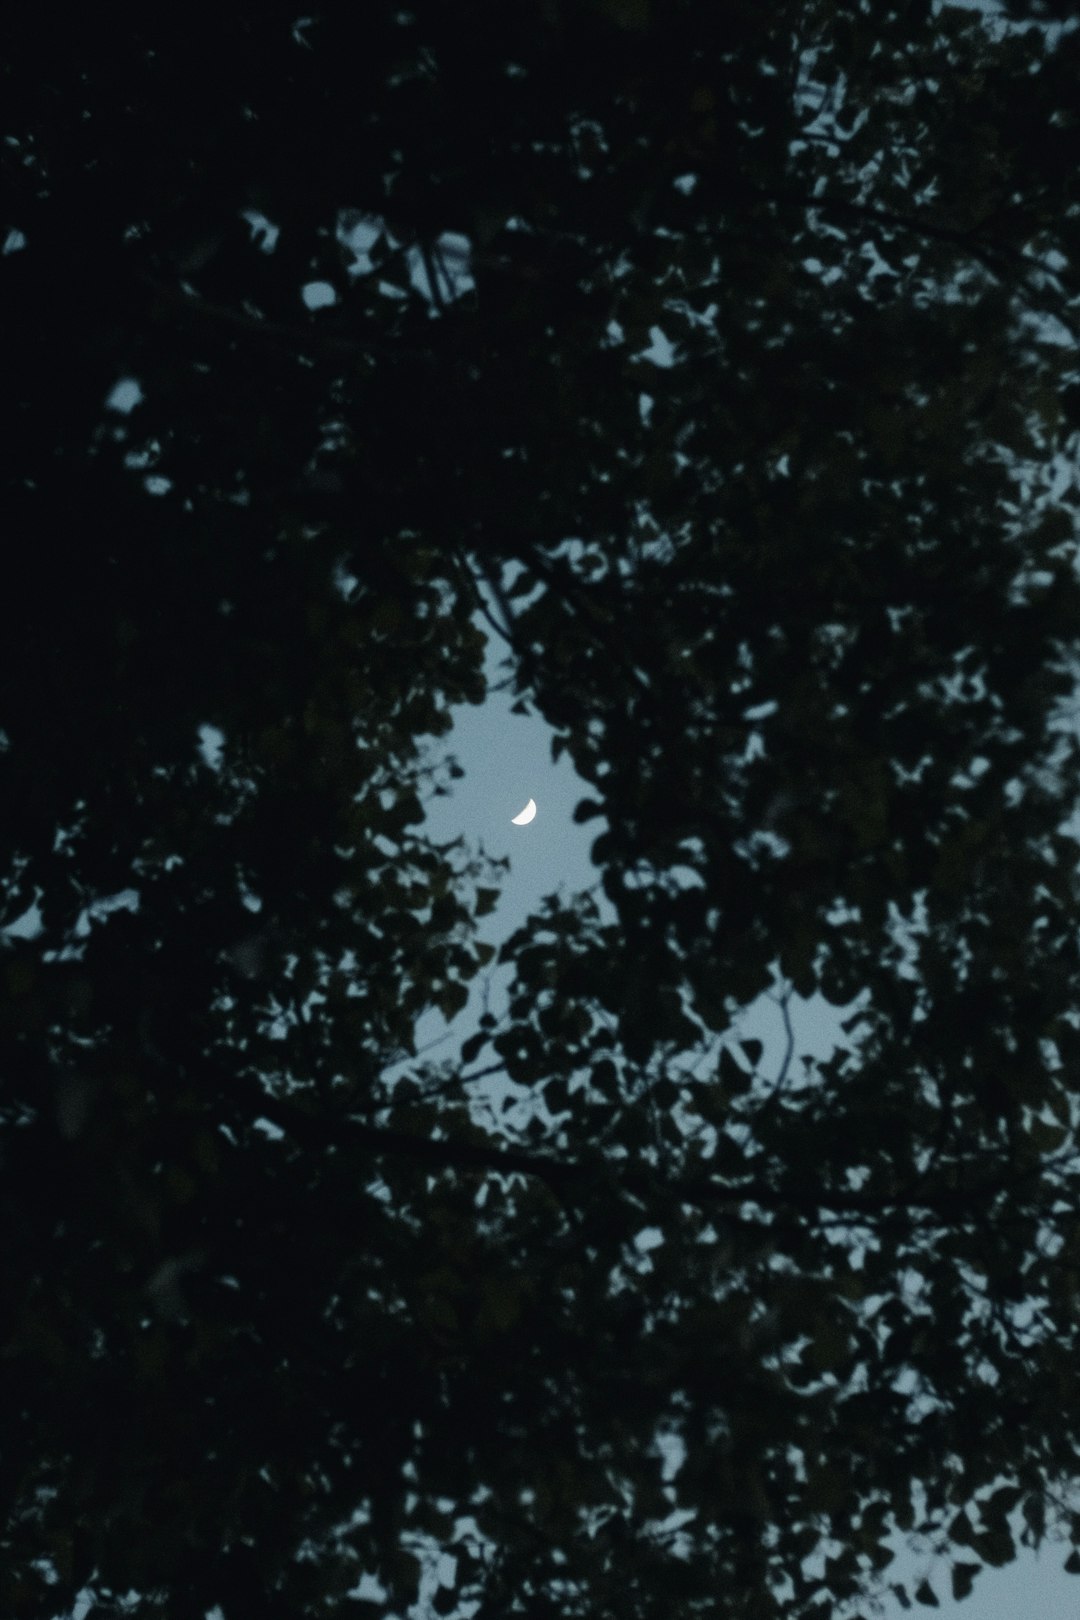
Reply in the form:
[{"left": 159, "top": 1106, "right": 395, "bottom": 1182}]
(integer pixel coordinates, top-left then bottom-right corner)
[{"left": 230, "top": 1069, "right": 1078, "bottom": 1237}]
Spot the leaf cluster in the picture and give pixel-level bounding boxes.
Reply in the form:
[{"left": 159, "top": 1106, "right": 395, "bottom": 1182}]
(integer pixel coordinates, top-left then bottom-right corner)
[{"left": 4, "top": 5, "right": 1080, "bottom": 1619}]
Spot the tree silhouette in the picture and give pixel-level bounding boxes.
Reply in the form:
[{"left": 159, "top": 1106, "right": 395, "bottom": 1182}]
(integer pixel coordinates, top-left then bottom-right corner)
[{"left": 5, "top": 4, "right": 1080, "bottom": 1617}]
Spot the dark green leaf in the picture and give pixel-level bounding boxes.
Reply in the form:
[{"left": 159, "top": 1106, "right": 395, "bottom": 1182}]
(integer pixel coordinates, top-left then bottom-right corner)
[{"left": 951, "top": 1563, "right": 980, "bottom": 1603}]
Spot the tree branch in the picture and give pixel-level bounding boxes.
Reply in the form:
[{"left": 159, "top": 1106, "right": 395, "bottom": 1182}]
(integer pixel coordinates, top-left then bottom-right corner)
[{"left": 230, "top": 1069, "right": 1078, "bottom": 1235}]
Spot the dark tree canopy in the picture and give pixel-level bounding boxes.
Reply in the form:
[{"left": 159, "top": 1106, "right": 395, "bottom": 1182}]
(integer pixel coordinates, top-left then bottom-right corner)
[{"left": 5, "top": 4, "right": 1080, "bottom": 1617}]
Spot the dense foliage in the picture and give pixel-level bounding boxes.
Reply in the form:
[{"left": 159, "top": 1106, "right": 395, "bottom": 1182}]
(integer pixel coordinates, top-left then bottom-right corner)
[{"left": 5, "top": 4, "right": 1080, "bottom": 1616}]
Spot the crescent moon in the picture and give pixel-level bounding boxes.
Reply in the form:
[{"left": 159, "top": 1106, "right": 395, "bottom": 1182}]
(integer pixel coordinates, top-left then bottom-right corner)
[{"left": 511, "top": 798, "right": 537, "bottom": 826}]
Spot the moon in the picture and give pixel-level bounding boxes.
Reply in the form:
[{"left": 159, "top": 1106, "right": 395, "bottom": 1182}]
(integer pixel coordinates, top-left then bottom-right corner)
[{"left": 511, "top": 798, "right": 537, "bottom": 826}]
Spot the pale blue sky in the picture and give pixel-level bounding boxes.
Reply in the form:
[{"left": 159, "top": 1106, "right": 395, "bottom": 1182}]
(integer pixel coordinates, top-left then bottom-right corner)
[{"left": 413, "top": 591, "right": 1080, "bottom": 1620}]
